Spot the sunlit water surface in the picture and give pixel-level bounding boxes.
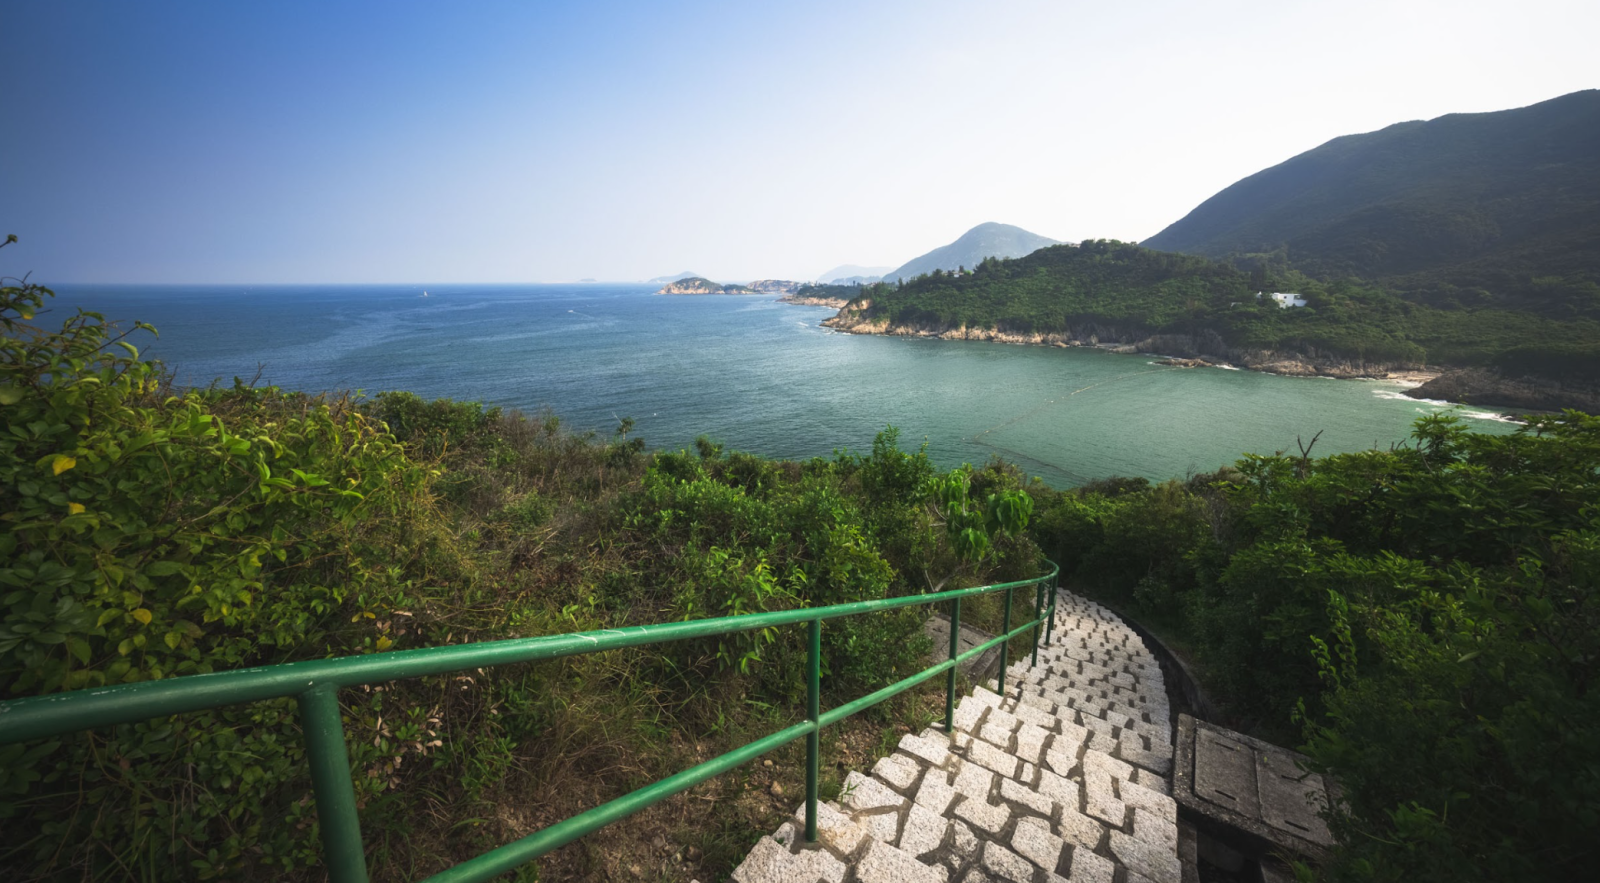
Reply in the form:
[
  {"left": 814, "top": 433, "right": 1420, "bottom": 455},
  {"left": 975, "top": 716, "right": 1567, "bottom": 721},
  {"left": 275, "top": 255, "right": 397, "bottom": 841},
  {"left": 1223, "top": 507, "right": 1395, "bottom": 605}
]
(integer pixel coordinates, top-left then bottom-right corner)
[{"left": 50, "top": 284, "right": 1517, "bottom": 486}]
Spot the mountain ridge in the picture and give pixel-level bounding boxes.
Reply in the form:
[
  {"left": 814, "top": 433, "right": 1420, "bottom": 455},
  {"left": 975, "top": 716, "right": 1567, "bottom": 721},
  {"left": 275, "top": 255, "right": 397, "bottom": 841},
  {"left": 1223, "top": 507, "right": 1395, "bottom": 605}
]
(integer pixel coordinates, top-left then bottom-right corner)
[
  {"left": 1141, "top": 90, "right": 1600, "bottom": 315},
  {"left": 817, "top": 264, "right": 893, "bottom": 284},
  {"left": 645, "top": 270, "right": 701, "bottom": 284},
  {"left": 885, "top": 222, "right": 1060, "bottom": 282}
]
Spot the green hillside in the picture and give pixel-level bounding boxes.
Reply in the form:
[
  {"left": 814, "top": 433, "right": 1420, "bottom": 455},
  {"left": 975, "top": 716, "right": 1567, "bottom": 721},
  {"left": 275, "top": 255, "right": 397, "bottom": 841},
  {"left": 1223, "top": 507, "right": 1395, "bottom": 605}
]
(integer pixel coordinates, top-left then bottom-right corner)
[
  {"left": 832, "top": 239, "right": 1600, "bottom": 370},
  {"left": 1142, "top": 90, "right": 1600, "bottom": 317}
]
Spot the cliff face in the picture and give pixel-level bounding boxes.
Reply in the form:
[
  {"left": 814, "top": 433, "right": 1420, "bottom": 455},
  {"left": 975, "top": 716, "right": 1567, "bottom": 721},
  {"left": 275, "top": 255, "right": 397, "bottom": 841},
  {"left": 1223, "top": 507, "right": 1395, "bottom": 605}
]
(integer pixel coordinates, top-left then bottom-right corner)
[
  {"left": 1406, "top": 368, "right": 1600, "bottom": 412},
  {"left": 820, "top": 306, "right": 1423, "bottom": 379}
]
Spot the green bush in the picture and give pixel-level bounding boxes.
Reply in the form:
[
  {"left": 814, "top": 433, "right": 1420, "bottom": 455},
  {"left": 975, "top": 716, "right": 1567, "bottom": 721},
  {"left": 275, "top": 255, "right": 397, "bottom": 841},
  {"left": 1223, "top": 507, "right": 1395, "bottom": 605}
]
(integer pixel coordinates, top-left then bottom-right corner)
[
  {"left": 0, "top": 268, "right": 1050, "bottom": 881},
  {"left": 1028, "top": 411, "right": 1600, "bottom": 878},
  {"left": 0, "top": 274, "right": 438, "bottom": 876}
]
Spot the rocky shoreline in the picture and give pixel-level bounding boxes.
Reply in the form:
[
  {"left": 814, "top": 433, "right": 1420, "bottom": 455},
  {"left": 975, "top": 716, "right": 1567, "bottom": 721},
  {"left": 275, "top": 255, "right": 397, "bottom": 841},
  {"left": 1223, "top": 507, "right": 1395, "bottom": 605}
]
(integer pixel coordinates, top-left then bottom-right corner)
[
  {"left": 800, "top": 303, "right": 1600, "bottom": 413},
  {"left": 819, "top": 310, "right": 1436, "bottom": 383},
  {"left": 1404, "top": 368, "right": 1600, "bottom": 413},
  {"left": 776, "top": 294, "right": 851, "bottom": 309}
]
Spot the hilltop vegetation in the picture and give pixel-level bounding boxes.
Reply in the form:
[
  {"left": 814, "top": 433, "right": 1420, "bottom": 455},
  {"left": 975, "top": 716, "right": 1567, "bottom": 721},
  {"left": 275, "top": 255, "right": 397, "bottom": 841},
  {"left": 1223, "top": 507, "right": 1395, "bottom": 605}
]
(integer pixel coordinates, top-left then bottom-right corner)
[
  {"left": 828, "top": 239, "right": 1600, "bottom": 374},
  {"left": 1142, "top": 90, "right": 1600, "bottom": 320}
]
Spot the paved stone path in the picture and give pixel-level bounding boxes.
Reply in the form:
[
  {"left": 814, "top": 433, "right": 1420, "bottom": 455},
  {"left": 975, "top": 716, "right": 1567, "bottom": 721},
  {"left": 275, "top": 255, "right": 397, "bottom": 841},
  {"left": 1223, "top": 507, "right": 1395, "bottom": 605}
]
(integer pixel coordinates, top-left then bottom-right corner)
[{"left": 730, "top": 589, "right": 1180, "bottom": 883}]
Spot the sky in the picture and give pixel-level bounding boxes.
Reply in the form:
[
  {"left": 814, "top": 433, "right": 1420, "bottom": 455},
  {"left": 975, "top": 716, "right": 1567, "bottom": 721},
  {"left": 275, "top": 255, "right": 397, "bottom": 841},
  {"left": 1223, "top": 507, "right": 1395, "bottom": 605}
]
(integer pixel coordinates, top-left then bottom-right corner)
[{"left": 1, "top": 0, "right": 1596, "bottom": 284}]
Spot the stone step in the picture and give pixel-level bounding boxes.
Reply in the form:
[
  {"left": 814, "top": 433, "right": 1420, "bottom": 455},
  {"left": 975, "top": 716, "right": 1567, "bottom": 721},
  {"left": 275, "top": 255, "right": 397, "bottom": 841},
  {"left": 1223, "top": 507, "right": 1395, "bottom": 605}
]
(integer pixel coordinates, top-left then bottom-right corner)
[{"left": 729, "top": 589, "right": 1186, "bottom": 883}]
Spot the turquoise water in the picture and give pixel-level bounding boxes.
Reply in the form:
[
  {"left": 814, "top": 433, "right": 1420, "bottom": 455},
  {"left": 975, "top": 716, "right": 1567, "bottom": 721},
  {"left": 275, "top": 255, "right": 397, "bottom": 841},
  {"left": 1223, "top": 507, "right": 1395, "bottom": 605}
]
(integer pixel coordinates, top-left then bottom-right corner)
[{"left": 48, "top": 283, "right": 1516, "bottom": 486}]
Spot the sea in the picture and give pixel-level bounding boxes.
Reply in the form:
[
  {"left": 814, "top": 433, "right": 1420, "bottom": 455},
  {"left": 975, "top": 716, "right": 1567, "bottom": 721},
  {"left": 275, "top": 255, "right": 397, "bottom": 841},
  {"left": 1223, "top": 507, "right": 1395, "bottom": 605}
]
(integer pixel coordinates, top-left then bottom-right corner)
[{"left": 44, "top": 283, "right": 1518, "bottom": 487}]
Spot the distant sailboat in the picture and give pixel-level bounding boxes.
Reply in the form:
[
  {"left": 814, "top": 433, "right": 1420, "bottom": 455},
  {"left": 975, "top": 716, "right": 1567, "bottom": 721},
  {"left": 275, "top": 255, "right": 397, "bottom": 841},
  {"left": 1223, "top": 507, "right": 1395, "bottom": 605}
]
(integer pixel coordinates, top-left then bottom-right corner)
[{"left": 422, "top": 290, "right": 429, "bottom": 297}]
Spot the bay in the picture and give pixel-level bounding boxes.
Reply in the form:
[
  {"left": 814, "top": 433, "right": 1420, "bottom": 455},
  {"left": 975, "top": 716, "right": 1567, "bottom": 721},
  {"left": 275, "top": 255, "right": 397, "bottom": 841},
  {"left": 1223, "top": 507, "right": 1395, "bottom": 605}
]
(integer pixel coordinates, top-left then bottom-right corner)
[{"left": 48, "top": 283, "right": 1516, "bottom": 487}]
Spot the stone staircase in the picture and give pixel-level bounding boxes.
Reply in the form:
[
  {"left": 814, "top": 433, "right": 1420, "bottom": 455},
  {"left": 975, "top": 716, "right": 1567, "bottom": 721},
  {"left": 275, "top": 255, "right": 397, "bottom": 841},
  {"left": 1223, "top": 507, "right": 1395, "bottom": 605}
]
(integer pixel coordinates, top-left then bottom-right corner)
[{"left": 729, "top": 589, "right": 1182, "bottom": 883}]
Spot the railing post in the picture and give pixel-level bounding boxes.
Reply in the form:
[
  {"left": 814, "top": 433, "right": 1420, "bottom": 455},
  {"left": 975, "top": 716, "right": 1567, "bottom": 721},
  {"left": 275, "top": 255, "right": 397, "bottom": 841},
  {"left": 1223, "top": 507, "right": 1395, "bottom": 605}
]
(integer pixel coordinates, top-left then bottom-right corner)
[
  {"left": 805, "top": 617, "right": 821, "bottom": 842},
  {"left": 946, "top": 596, "right": 961, "bottom": 733},
  {"left": 999, "top": 586, "right": 1013, "bottom": 697},
  {"left": 1046, "top": 574, "right": 1057, "bottom": 646},
  {"left": 1031, "top": 580, "right": 1044, "bottom": 668},
  {"left": 298, "top": 685, "right": 369, "bottom": 883}
]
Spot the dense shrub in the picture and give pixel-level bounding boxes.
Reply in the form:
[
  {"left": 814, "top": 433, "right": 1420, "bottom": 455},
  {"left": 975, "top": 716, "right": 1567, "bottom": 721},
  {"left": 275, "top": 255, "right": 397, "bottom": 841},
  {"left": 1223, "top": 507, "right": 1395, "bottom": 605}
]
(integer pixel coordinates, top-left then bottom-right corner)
[
  {"left": 0, "top": 271, "right": 1046, "bottom": 880},
  {"left": 0, "top": 273, "right": 439, "bottom": 876},
  {"left": 1027, "top": 411, "right": 1600, "bottom": 880}
]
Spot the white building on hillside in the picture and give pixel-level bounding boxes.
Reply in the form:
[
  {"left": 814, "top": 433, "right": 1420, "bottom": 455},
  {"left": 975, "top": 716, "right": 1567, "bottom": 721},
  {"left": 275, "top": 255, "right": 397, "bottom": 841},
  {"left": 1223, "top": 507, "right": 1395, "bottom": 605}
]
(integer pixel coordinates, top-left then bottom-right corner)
[{"left": 1257, "top": 291, "right": 1307, "bottom": 308}]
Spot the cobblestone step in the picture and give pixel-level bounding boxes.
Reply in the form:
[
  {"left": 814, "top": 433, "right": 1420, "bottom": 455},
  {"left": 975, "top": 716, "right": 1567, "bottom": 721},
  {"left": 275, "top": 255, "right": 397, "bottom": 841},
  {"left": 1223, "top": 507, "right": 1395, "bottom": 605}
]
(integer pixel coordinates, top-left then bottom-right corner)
[{"left": 728, "top": 590, "right": 1182, "bottom": 883}]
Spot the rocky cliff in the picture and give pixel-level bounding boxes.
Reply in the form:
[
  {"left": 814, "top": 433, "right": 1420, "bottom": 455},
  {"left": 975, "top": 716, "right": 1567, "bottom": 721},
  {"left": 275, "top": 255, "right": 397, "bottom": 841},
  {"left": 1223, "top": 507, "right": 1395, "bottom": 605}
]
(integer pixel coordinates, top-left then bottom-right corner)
[{"left": 1405, "top": 368, "right": 1600, "bottom": 413}]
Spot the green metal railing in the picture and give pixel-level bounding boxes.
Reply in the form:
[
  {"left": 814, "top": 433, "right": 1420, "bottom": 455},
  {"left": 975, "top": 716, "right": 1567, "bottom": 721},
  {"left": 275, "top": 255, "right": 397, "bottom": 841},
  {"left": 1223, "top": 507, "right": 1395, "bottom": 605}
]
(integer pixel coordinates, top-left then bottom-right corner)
[{"left": 0, "top": 562, "right": 1059, "bottom": 883}]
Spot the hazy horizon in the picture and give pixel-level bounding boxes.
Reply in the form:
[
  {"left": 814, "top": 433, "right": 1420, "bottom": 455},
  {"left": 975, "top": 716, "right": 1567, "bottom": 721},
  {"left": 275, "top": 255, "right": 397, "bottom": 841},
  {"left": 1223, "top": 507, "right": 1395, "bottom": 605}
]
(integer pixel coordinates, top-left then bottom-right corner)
[{"left": 3, "top": 0, "right": 1596, "bottom": 284}]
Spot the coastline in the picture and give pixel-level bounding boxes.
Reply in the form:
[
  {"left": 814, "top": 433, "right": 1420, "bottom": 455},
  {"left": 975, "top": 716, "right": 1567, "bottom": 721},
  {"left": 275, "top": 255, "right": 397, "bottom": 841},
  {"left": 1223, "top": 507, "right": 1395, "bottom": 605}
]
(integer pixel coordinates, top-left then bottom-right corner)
[
  {"left": 815, "top": 311, "right": 1444, "bottom": 385},
  {"left": 1382, "top": 368, "right": 1444, "bottom": 386},
  {"left": 777, "top": 300, "right": 1596, "bottom": 416},
  {"left": 775, "top": 294, "right": 850, "bottom": 309}
]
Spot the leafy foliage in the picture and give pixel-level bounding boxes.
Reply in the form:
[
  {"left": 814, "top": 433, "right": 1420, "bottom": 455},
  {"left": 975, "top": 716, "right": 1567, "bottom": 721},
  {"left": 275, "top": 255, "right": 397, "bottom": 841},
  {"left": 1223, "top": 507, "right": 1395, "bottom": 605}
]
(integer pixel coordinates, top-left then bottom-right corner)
[
  {"left": 0, "top": 270, "right": 1044, "bottom": 880},
  {"left": 1028, "top": 412, "right": 1600, "bottom": 880},
  {"left": 0, "top": 269, "right": 452, "bottom": 876}
]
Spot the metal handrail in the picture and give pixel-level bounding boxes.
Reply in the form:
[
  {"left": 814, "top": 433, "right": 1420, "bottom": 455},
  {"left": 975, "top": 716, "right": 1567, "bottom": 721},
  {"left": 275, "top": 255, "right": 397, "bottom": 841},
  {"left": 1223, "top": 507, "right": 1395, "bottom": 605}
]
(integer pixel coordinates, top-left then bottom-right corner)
[{"left": 0, "top": 561, "right": 1060, "bottom": 883}]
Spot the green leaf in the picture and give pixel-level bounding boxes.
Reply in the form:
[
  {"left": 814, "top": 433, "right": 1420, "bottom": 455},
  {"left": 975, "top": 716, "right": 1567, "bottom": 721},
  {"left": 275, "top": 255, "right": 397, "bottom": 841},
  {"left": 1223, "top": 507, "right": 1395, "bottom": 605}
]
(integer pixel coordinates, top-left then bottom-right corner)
[
  {"left": 0, "top": 385, "right": 22, "bottom": 406},
  {"left": 66, "top": 636, "right": 92, "bottom": 664},
  {"left": 146, "top": 561, "right": 185, "bottom": 577}
]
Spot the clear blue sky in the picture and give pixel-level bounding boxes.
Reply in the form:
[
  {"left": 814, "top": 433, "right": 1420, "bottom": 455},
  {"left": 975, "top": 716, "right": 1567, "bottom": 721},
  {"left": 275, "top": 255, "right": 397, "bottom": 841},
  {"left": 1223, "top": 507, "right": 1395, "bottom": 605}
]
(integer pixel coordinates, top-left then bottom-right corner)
[{"left": 2, "top": 0, "right": 1596, "bottom": 283}]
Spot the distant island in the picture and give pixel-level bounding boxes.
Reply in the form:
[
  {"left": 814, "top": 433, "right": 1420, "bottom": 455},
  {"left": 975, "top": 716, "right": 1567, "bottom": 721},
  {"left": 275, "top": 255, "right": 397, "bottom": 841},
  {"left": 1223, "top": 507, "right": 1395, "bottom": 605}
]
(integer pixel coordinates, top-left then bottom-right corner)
[
  {"left": 745, "top": 280, "right": 805, "bottom": 294},
  {"left": 646, "top": 270, "right": 701, "bottom": 284},
  {"left": 817, "top": 264, "right": 894, "bottom": 285},
  {"left": 657, "top": 276, "right": 758, "bottom": 295}
]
